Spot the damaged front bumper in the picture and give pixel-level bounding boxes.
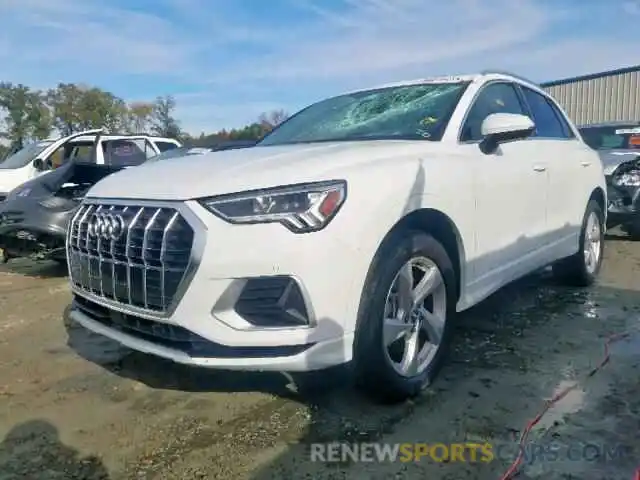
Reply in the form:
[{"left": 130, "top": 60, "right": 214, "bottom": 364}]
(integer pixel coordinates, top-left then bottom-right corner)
[
  {"left": 0, "top": 198, "right": 78, "bottom": 261},
  {"left": 606, "top": 179, "right": 640, "bottom": 227}
]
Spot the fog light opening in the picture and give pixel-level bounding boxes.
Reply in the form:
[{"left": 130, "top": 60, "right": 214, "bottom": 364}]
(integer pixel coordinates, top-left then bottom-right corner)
[{"left": 234, "top": 276, "right": 311, "bottom": 328}]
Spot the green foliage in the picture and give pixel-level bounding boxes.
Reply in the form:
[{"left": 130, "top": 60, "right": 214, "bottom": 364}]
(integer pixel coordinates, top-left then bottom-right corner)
[
  {"left": 183, "top": 108, "right": 289, "bottom": 145},
  {"left": 0, "top": 82, "right": 52, "bottom": 150},
  {"left": 150, "top": 95, "right": 181, "bottom": 138},
  {"left": 0, "top": 81, "right": 289, "bottom": 152}
]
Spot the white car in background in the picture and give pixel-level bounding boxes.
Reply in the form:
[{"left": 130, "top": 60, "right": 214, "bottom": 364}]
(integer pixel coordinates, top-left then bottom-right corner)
[
  {"left": 67, "top": 70, "right": 606, "bottom": 403},
  {"left": 0, "top": 130, "right": 181, "bottom": 201}
]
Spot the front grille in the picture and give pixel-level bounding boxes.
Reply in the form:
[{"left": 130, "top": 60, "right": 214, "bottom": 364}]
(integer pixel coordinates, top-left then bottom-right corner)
[{"left": 67, "top": 202, "right": 194, "bottom": 313}]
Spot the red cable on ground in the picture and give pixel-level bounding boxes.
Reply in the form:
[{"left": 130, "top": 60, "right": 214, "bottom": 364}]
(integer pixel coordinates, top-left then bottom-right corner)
[{"left": 497, "top": 331, "right": 632, "bottom": 480}]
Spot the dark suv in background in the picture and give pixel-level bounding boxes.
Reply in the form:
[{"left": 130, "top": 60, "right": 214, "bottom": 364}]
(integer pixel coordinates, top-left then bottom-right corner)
[{"left": 578, "top": 121, "right": 640, "bottom": 238}]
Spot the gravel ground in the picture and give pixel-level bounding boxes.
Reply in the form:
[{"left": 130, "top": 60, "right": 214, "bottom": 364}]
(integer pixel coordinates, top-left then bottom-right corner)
[{"left": 0, "top": 232, "right": 639, "bottom": 480}]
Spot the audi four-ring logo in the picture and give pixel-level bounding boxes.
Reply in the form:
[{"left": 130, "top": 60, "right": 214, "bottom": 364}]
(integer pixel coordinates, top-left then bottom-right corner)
[{"left": 87, "top": 213, "right": 126, "bottom": 240}]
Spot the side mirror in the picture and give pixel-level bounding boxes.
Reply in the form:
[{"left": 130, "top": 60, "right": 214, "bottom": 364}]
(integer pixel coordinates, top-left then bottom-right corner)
[
  {"left": 33, "top": 158, "right": 54, "bottom": 171},
  {"left": 479, "top": 113, "right": 535, "bottom": 154},
  {"left": 32, "top": 158, "right": 45, "bottom": 171}
]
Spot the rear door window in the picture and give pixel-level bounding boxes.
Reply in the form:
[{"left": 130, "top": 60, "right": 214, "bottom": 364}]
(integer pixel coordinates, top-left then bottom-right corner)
[
  {"left": 520, "top": 87, "right": 569, "bottom": 139},
  {"left": 102, "top": 139, "right": 148, "bottom": 167}
]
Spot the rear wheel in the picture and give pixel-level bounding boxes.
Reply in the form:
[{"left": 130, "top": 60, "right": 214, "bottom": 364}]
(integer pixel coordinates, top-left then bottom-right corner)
[
  {"left": 353, "top": 230, "right": 456, "bottom": 404},
  {"left": 552, "top": 200, "right": 604, "bottom": 286}
]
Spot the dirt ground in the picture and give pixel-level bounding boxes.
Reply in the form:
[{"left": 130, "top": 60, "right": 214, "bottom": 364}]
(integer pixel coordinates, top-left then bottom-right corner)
[{"left": 0, "top": 232, "right": 639, "bottom": 480}]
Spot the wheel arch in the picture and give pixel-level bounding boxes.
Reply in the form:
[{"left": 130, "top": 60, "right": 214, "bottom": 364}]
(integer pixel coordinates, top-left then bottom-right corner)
[
  {"left": 589, "top": 186, "right": 606, "bottom": 214},
  {"left": 382, "top": 208, "right": 466, "bottom": 302}
]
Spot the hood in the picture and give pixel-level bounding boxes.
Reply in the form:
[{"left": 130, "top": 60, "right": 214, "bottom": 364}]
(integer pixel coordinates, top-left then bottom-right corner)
[
  {"left": 598, "top": 149, "right": 640, "bottom": 175},
  {"left": 87, "top": 140, "right": 451, "bottom": 200}
]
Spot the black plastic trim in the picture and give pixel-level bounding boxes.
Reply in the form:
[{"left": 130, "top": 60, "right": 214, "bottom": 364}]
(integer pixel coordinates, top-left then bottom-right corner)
[{"left": 72, "top": 296, "right": 315, "bottom": 359}]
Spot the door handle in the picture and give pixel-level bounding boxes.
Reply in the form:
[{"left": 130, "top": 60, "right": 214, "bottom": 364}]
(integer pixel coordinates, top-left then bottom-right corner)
[
  {"left": 581, "top": 161, "right": 591, "bottom": 167},
  {"left": 533, "top": 165, "right": 546, "bottom": 172}
]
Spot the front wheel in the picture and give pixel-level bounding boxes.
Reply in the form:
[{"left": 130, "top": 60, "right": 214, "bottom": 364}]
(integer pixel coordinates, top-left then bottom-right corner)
[
  {"left": 552, "top": 200, "right": 605, "bottom": 286},
  {"left": 352, "top": 230, "right": 456, "bottom": 404}
]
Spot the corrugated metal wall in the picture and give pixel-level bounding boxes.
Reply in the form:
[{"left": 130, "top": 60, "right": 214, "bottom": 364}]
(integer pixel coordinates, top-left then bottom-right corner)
[{"left": 542, "top": 69, "right": 640, "bottom": 126}]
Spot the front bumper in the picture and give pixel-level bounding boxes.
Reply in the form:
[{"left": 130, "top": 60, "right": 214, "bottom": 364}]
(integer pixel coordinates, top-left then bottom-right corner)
[
  {"left": 606, "top": 180, "right": 640, "bottom": 226},
  {"left": 69, "top": 199, "right": 366, "bottom": 372},
  {"left": 0, "top": 198, "right": 76, "bottom": 260}
]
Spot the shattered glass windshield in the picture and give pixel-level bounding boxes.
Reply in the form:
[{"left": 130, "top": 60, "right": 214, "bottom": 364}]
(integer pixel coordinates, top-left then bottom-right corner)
[{"left": 258, "top": 82, "right": 470, "bottom": 146}]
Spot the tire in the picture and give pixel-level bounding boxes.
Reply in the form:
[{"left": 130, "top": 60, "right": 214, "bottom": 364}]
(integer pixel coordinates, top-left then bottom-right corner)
[
  {"left": 552, "top": 200, "right": 605, "bottom": 287},
  {"left": 352, "top": 229, "right": 456, "bottom": 404}
]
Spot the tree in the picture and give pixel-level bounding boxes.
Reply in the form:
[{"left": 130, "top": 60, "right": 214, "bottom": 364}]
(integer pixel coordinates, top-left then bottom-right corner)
[
  {"left": 0, "top": 82, "right": 52, "bottom": 149},
  {"left": 28, "top": 93, "right": 53, "bottom": 140},
  {"left": 0, "top": 78, "right": 293, "bottom": 151},
  {"left": 150, "top": 95, "right": 181, "bottom": 138},
  {"left": 75, "top": 85, "right": 128, "bottom": 132},
  {"left": 47, "top": 83, "right": 84, "bottom": 136},
  {"left": 258, "top": 109, "right": 289, "bottom": 131},
  {"left": 128, "top": 102, "right": 154, "bottom": 133},
  {"left": 0, "top": 143, "right": 8, "bottom": 161},
  {"left": 47, "top": 83, "right": 130, "bottom": 134}
]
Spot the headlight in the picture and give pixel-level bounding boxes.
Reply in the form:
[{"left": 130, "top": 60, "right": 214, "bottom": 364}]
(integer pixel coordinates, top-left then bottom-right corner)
[
  {"left": 199, "top": 180, "right": 347, "bottom": 233},
  {"left": 613, "top": 171, "right": 640, "bottom": 187}
]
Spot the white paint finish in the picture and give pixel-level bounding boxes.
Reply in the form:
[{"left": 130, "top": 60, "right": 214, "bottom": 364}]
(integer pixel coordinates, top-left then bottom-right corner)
[
  {"left": 75, "top": 71, "right": 606, "bottom": 372},
  {"left": 480, "top": 112, "right": 534, "bottom": 137},
  {"left": 458, "top": 139, "right": 548, "bottom": 286},
  {"left": 545, "top": 140, "right": 599, "bottom": 238}
]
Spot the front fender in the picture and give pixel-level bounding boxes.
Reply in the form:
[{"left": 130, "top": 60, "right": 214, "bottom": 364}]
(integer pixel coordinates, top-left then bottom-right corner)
[{"left": 330, "top": 158, "right": 475, "bottom": 318}]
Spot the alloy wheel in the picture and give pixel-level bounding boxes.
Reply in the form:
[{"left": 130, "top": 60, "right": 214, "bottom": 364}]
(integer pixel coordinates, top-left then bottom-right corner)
[{"left": 382, "top": 256, "right": 447, "bottom": 377}]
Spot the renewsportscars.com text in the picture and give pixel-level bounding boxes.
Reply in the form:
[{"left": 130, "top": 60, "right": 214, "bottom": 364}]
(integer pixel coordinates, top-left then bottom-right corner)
[{"left": 309, "top": 442, "right": 632, "bottom": 464}]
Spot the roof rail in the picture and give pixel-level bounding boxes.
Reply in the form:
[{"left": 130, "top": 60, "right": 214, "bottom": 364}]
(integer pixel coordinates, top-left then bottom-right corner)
[
  {"left": 70, "top": 132, "right": 179, "bottom": 140},
  {"left": 480, "top": 69, "right": 539, "bottom": 86}
]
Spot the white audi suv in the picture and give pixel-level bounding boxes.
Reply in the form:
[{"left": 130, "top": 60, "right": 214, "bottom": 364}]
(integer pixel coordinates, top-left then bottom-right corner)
[{"left": 66, "top": 71, "right": 606, "bottom": 403}]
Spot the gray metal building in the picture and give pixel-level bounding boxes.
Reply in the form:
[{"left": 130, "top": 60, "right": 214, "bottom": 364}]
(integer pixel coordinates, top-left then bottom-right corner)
[{"left": 540, "top": 65, "right": 640, "bottom": 126}]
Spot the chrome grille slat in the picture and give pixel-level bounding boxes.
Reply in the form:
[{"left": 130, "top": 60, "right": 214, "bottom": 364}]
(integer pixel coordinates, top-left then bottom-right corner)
[
  {"left": 67, "top": 202, "right": 194, "bottom": 314},
  {"left": 111, "top": 206, "right": 127, "bottom": 297},
  {"left": 96, "top": 205, "right": 107, "bottom": 297},
  {"left": 126, "top": 207, "right": 145, "bottom": 305},
  {"left": 79, "top": 205, "right": 94, "bottom": 289},
  {"left": 161, "top": 212, "right": 180, "bottom": 310},
  {"left": 142, "top": 208, "right": 162, "bottom": 309}
]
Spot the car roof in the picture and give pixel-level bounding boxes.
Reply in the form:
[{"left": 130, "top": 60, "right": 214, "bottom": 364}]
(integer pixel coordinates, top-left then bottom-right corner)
[
  {"left": 342, "top": 70, "right": 543, "bottom": 96},
  {"left": 67, "top": 135, "right": 179, "bottom": 143}
]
